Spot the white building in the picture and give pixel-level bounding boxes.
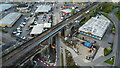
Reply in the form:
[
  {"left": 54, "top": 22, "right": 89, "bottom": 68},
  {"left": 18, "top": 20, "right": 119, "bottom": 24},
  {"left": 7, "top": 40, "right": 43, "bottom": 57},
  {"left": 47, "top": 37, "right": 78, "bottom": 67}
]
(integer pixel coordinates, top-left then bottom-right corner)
[
  {"left": 30, "top": 24, "right": 44, "bottom": 35},
  {"left": 0, "top": 12, "right": 22, "bottom": 27},
  {"left": 35, "top": 5, "right": 52, "bottom": 13},
  {"left": 78, "top": 15, "right": 111, "bottom": 40},
  {"left": 60, "top": 9, "right": 72, "bottom": 14},
  {"left": 44, "top": 23, "right": 51, "bottom": 28}
]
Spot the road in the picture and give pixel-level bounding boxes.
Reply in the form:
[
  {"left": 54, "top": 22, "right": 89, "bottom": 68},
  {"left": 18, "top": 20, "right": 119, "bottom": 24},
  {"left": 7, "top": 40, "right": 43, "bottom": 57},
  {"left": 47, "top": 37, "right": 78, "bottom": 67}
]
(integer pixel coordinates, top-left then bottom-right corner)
[
  {"left": 2, "top": 3, "right": 98, "bottom": 67},
  {"left": 56, "top": 34, "right": 61, "bottom": 66},
  {"left": 108, "top": 8, "right": 120, "bottom": 68}
]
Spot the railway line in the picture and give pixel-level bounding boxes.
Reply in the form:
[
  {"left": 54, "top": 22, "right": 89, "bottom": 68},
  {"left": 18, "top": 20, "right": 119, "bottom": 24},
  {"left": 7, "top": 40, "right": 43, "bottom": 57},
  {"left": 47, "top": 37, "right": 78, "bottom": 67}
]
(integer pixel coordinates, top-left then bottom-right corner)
[{"left": 2, "top": 3, "right": 98, "bottom": 66}]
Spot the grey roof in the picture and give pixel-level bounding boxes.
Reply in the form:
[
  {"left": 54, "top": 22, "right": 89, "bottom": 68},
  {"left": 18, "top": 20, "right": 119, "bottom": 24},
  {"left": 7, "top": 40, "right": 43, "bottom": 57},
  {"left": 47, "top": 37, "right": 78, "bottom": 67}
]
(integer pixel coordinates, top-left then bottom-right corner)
[
  {"left": 35, "top": 5, "right": 51, "bottom": 13},
  {"left": 0, "top": 4, "right": 13, "bottom": 12},
  {"left": 30, "top": 24, "right": 44, "bottom": 34},
  {"left": 0, "top": 12, "right": 21, "bottom": 25},
  {"left": 79, "top": 15, "right": 110, "bottom": 37}
]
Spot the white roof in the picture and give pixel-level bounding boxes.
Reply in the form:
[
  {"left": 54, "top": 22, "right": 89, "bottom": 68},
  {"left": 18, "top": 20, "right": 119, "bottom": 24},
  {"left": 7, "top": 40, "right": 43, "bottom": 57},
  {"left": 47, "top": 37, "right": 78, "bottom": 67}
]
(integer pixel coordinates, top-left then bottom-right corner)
[
  {"left": 79, "top": 15, "right": 110, "bottom": 37},
  {"left": 0, "top": 4, "right": 13, "bottom": 12},
  {"left": 35, "top": 5, "right": 51, "bottom": 13},
  {"left": 44, "top": 23, "right": 51, "bottom": 28},
  {"left": 30, "top": 24, "right": 44, "bottom": 35},
  {"left": 0, "top": 12, "right": 21, "bottom": 25},
  {"left": 61, "top": 9, "right": 72, "bottom": 14}
]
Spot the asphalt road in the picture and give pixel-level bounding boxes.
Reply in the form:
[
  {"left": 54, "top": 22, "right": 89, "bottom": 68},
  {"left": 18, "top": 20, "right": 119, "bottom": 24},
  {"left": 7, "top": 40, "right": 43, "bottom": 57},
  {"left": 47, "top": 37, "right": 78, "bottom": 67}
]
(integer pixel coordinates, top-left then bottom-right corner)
[
  {"left": 56, "top": 35, "right": 61, "bottom": 66},
  {"left": 108, "top": 8, "right": 120, "bottom": 68}
]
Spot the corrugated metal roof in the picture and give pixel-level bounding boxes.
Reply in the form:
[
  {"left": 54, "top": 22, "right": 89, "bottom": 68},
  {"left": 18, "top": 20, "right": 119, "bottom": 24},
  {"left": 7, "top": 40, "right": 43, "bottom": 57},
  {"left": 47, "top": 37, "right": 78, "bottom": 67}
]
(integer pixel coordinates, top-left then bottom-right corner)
[
  {"left": 61, "top": 9, "right": 72, "bottom": 14},
  {"left": 0, "top": 4, "right": 13, "bottom": 12},
  {"left": 35, "top": 5, "right": 51, "bottom": 13},
  {"left": 79, "top": 15, "right": 110, "bottom": 37},
  {"left": 30, "top": 24, "right": 44, "bottom": 34},
  {"left": 44, "top": 23, "right": 51, "bottom": 28},
  {"left": 0, "top": 12, "right": 21, "bottom": 25}
]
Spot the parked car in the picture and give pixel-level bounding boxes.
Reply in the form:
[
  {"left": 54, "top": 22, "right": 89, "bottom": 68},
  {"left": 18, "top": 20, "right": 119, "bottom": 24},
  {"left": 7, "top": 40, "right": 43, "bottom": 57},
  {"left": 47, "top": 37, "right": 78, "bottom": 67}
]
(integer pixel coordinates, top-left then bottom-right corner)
[
  {"left": 20, "top": 24, "right": 24, "bottom": 27},
  {"left": 16, "top": 33, "right": 21, "bottom": 36},
  {"left": 22, "top": 22, "right": 26, "bottom": 25},
  {"left": 12, "top": 31, "right": 17, "bottom": 34}
]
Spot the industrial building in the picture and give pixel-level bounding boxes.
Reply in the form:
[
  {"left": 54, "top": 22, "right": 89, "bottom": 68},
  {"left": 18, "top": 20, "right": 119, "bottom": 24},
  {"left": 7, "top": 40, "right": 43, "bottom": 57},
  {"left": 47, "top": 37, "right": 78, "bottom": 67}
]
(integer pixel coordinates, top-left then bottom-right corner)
[
  {"left": 30, "top": 24, "right": 44, "bottom": 35},
  {"left": 0, "top": 12, "right": 22, "bottom": 27},
  {"left": 60, "top": 9, "right": 72, "bottom": 16},
  {"left": 35, "top": 5, "right": 52, "bottom": 13},
  {"left": 44, "top": 23, "right": 51, "bottom": 28},
  {"left": 0, "top": 4, "right": 13, "bottom": 12},
  {"left": 78, "top": 15, "right": 111, "bottom": 40}
]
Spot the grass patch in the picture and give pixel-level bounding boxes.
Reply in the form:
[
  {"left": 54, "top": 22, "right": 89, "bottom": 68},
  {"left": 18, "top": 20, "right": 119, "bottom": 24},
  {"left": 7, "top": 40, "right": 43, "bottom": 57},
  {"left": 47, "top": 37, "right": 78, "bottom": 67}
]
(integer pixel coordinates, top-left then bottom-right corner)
[
  {"left": 104, "top": 56, "right": 114, "bottom": 65},
  {"left": 104, "top": 47, "right": 112, "bottom": 56}
]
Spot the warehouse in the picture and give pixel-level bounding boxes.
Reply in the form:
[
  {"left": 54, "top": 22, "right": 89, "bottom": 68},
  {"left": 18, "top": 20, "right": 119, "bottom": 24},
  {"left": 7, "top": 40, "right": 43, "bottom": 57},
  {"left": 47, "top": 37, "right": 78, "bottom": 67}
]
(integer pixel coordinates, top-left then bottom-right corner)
[
  {"left": 0, "top": 12, "right": 22, "bottom": 27},
  {"left": 44, "top": 23, "right": 51, "bottom": 28},
  {"left": 0, "top": 4, "right": 13, "bottom": 12},
  {"left": 30, "top": 24, "right": 44, "bottom": 35},
  {"left": 78, "top": 15, "right": 110, "bottom": 40},
  {"left": 60, "top": 9, "right": 72, "bottom": 16},
  {"left": 35, "top": 5, "right": 52, "bottom": 13}
]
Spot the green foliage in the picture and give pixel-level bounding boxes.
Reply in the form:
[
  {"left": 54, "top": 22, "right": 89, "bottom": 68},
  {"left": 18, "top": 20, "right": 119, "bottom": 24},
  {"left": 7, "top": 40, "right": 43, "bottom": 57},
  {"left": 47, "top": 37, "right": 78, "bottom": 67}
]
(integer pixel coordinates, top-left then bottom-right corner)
[
  {"left": 104, "top": 56, "right": 114, "bottom": 65},
  {"left": 30, "top": 14, "right": 33, "bottom": 17},
  {"left": 104, "top": 47, "right": 112, "bottom": 56},
  {"left": 0, "top": 29, "right": 8, "bottom": 33},
  {"left": 64, "top": 2, "right": 67, "bottom": 4},
  {"left": 15, "top": 9, "right": 19, "bottom": 12},
  {"left": 115, "top": 10, "right": 120, "bottom": 20},
  {"left": 97, "top": 3, "right": 113, "bottom": 13},
  {"left": 71, "top": 9, "right": 75, "bottom": 15}
]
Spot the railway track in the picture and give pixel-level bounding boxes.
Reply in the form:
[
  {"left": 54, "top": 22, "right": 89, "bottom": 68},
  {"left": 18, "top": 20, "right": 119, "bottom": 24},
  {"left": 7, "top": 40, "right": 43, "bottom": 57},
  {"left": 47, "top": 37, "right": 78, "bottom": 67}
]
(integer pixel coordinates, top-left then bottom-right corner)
[{"left": 2, "top": 3, "right": 98, "bottom": 66}]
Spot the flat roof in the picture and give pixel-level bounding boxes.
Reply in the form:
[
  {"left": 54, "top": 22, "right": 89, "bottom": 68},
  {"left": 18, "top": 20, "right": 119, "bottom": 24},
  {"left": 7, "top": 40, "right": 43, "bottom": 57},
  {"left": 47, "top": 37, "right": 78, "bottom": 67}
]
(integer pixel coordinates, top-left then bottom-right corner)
[
  {"left": 44, "top": 23, "right": 51, "bottom": 28},
  {"left": 0, "top": 4, "right": 13, "bottom": 12},
  {"left": 79, "top": 15, "right": 110, "bottom": 37},
  {"left": 30, "top": 24, "right": 44, "bottom": 35},
  {"left": 84, "top": 42, "right": 92, "bottom": 48},
  {"left": 35, "top": 5, "right": 51, "bottom": 13},
  {"left": 0, "top": 12, "right": 21, "bottom": 25},
  {"left": 61, "top": 9, "right": 72, "bottom": 14}
]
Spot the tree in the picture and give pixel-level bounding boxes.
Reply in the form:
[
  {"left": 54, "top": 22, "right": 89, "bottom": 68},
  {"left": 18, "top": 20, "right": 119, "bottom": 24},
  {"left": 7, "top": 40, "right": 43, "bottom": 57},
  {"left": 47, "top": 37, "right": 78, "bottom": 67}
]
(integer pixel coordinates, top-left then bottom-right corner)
[
  {"left": 71, "top": 9, "right": 75, "bottom": 15},
  {"left": 64, "top": 2, "right": 67, "bottom": 4}
]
